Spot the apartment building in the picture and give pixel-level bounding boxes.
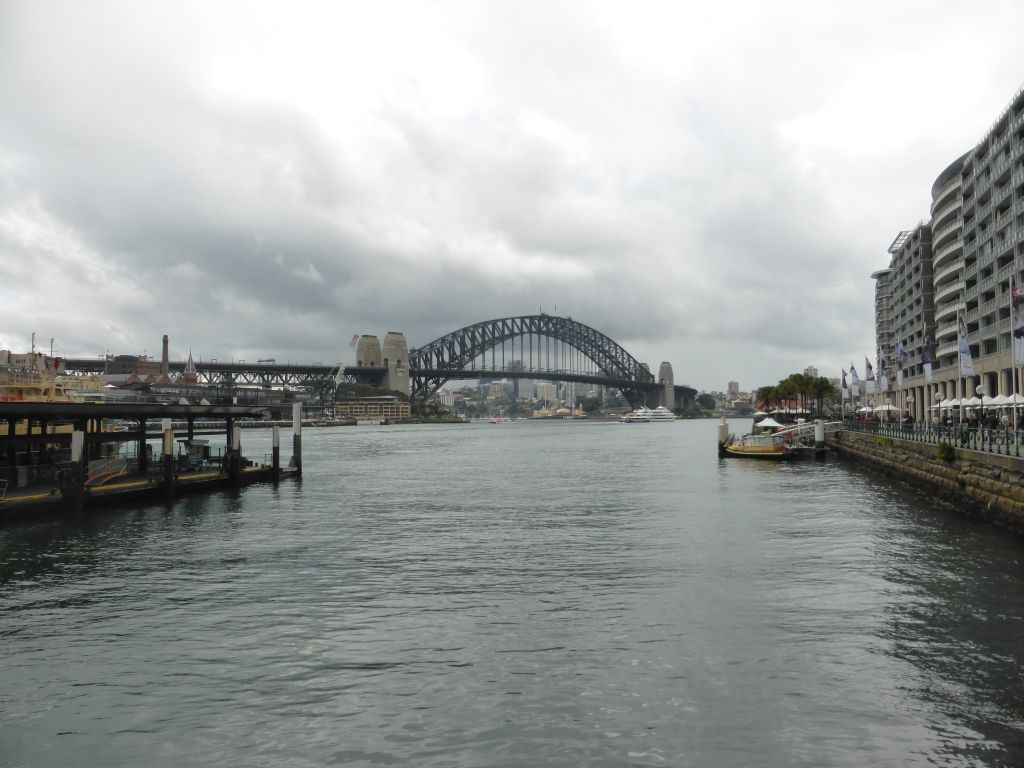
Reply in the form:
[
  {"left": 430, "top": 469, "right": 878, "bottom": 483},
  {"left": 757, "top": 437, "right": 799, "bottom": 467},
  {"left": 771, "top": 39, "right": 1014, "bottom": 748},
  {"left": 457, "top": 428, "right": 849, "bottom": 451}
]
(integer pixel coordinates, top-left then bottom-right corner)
[{"left": 874, "top": 84, "right": 1024, "bottom": 420}]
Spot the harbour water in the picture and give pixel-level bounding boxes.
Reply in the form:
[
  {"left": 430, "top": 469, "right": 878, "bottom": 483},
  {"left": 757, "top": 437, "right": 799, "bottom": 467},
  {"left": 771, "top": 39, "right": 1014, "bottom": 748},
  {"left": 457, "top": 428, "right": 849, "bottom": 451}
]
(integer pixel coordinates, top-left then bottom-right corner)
[{"left": 2, "top": 419, "right": 1024, "bottom": 766}]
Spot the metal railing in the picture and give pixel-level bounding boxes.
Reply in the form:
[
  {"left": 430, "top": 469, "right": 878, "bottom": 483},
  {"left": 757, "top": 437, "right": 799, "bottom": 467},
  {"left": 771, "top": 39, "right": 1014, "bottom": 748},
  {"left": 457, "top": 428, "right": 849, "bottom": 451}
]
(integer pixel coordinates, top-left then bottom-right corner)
[{"left": 842, "top": 420, "right": 1023, "bottom": 458}]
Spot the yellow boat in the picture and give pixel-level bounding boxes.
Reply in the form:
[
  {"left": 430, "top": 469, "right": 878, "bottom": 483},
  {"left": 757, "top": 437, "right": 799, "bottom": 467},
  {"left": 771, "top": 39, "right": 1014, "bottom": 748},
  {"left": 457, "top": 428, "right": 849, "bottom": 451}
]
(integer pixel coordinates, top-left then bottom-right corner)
[{"left": 718, "top": 432, "right": 791, "bottom": 459}]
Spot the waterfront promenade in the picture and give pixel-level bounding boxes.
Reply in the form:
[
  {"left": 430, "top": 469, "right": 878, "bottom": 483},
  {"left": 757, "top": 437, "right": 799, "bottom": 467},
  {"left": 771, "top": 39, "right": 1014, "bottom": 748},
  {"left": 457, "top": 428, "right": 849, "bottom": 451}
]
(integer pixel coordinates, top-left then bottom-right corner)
[{"left": 843, "top": 419, "right": 1024, "bottom": 458}]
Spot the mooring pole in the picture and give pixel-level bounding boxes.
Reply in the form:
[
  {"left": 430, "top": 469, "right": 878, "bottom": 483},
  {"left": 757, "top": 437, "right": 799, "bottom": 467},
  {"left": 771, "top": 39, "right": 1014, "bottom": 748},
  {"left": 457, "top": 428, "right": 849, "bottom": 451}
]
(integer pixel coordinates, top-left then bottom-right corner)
[
  {"left": 163, "top": 425, "right": 175, "bottom": 498},
  {"left": 292, "top": 403, "right": 302, "bottom": 478},
  {"left": 230, "top": 424, "right": 242, "bottom": 487},
  {"left": 6, "top": 417, "right": 17, "bottom": 490},
  {"left": 64, "top": 430, "right": 84, "bottom": 516},
  {"left": 272, "top": 425, "right": 281, "bottom": 483}
]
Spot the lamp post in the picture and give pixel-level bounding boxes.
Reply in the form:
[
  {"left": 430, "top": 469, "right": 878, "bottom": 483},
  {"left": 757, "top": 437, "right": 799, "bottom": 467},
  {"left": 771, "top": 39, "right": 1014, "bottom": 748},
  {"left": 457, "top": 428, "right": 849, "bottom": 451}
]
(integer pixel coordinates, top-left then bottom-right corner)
[
  {"left": 907, "top": 394, "right": 914, "bottom": 429},
  {"left": 884, "top": 396, "right": 891, "bottom": 424},
  {"left": 934, "top": 389, "right": 942, "bottom": 430}
]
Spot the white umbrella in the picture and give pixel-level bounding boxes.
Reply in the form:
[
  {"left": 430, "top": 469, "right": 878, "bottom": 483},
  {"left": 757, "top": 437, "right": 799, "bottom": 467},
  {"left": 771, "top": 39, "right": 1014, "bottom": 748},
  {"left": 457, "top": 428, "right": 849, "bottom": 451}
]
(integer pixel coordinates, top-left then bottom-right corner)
[
  {"left": 755, "top": 417, "right": 784, "bottom": 429},
  {"left": 857, "top": 406, "right": 872, "bottom": 413},
  {"left": 874, "top": 404, "right": 899, "bottom": 412},
  {"left": 753, "top": 410, "right": 768, "bottom": 417}
]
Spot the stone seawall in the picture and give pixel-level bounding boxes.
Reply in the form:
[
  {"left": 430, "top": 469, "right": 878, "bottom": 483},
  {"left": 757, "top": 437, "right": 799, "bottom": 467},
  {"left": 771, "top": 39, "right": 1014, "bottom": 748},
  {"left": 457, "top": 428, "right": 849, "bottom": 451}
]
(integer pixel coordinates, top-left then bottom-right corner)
[{"left": 830, "top": 430, "right": 1024, "bottom": 533}]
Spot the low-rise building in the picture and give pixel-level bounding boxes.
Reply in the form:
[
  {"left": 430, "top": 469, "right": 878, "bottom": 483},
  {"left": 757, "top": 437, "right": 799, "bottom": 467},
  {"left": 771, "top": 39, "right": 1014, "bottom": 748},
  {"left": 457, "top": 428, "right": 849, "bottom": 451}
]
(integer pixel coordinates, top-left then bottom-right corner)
[{"left": 335, "top": 395, "right": 410, "bottom": 420}]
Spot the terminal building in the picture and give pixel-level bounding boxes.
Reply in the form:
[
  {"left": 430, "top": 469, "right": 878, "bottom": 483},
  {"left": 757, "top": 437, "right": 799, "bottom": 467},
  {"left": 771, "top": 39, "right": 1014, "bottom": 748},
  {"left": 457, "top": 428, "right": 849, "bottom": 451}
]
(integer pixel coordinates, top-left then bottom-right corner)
[{"left": 873, "top": 84, "right": 1024, "bottom": 420}]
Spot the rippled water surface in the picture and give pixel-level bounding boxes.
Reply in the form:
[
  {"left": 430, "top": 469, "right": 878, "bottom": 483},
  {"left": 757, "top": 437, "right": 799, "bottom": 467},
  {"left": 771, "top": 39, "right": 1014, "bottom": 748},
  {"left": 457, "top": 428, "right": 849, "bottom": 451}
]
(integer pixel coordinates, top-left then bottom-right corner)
[{"left": 3, "top": 419, "right": 1024, "bottom": 767}]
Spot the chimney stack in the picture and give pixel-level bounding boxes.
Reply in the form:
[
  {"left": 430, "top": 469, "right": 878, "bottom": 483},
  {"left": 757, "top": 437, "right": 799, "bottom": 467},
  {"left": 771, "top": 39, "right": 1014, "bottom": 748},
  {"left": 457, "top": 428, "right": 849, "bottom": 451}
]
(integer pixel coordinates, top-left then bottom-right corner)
[{"left": 161, "top": 334, "right": 169, "bottom": 378}]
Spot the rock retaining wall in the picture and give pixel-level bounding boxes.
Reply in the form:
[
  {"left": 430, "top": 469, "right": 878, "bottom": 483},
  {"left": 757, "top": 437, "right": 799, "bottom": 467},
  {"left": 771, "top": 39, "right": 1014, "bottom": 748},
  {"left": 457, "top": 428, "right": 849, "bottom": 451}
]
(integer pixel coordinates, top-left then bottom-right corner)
[{"left": 830, "top": 430, "right": 1024, "bottom": 532}]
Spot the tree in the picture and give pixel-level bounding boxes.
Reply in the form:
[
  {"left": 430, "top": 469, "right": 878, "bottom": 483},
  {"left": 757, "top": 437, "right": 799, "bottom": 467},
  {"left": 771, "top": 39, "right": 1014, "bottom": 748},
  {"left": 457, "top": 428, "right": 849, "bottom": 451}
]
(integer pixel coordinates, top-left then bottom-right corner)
[
  {"left": 696, "top": 393, "right": 716, "bottom": 410},
  {"left": 581, "top": 396, "right": 601, "bottom": 414}
]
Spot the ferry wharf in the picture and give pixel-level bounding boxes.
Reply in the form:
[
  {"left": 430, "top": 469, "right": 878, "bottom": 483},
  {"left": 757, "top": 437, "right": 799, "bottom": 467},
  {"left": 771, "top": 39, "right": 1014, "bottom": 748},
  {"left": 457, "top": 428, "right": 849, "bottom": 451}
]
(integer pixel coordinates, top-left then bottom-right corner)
[{"left": 0, "top": 401, "right": 304, "bottom": 522}]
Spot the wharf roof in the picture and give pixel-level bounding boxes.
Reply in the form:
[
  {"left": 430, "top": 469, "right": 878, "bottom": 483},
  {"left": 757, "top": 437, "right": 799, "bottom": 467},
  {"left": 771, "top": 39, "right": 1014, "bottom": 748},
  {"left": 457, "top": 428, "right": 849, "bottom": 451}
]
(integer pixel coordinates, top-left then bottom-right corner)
[{"left": 0, "top": 402, "right": 270, "bottom": 420}]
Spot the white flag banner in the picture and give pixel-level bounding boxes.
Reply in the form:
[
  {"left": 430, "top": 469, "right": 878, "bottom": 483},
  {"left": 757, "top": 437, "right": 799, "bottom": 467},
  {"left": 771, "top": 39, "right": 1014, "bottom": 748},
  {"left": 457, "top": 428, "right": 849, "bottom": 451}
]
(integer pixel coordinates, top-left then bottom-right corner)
[
  {"left": 850, "top": 364, "right": 860, "bottom": 399},
  {"left": 1011, "top": 275, "right": 1024, "bottom": 367},
  {"left": 958, "top": 312, "right": 976, "bottom": 377},
  {"left": 879, "top": 354, "right": 890, "bottom": 393},
  {"left": 921, "top": 335, "right": 934, "bottom": 384},
  {"left": 865, "top": 357, "right": 875, "bottom": 395},
  {"left": 841, "top": 369, "right": 849, "bottom": 400}
]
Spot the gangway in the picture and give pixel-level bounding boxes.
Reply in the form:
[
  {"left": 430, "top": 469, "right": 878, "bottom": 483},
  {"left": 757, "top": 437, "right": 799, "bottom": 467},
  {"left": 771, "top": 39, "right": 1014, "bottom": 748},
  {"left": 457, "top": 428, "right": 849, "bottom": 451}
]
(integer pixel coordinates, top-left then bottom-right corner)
[{"left": 773, "top": 421, "right": 843, "bottom": 439}]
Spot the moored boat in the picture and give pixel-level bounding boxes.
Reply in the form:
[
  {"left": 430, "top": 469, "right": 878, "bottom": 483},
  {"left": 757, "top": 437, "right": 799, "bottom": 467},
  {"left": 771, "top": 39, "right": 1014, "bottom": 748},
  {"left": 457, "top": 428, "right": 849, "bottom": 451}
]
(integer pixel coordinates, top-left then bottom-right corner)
[
  {"left": 621, "top": 407, "right": 652, "bottom": 423},
  {"left": 718, "top": 432, "right": 790, "bottom": 459},
  {"left": 649, "top": 406, "right": 677, "bottom": 422}
]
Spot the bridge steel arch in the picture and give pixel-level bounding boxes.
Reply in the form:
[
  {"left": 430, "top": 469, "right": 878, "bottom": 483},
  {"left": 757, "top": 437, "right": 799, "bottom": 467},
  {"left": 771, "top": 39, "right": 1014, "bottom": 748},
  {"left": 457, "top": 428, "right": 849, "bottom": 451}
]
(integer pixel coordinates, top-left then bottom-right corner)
[{"left": 408, "top": 314, "right": 656, "bottom": 406}]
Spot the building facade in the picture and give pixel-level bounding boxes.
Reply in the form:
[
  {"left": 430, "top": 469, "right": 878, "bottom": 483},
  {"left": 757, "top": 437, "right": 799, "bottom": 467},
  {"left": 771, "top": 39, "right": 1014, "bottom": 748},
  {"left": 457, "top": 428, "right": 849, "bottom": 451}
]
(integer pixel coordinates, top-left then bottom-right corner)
[
  {"left": 334, "top": 396, "right": 410, "bottom": 420},
  {"left": 874, "top": 84, "right": 1024, "bottom": 421}
]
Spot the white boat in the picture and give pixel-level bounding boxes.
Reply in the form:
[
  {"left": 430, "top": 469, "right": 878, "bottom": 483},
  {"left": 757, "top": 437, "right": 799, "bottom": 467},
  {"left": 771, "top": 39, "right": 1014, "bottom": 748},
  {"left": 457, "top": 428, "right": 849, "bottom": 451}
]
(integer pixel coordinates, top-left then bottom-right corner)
[
  {"left": 621, "top": 407, "right": 652, "bottom": 423},
  {"left": 649, "top": 406, "right": 677, "bottom": 422},
  {"left": 621, "top": 406, "right": 676, "bottom": 423}
]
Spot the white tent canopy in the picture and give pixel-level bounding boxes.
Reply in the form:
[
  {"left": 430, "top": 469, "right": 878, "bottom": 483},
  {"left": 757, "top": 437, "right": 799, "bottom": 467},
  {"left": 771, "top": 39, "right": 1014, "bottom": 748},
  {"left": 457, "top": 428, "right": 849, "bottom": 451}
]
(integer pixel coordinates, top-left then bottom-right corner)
[
  {"left": 874, "top": 404, "right": 900, "bottom": 412},
  {"left": 754, "top": 417, "right": 784, "bottom": 429}
]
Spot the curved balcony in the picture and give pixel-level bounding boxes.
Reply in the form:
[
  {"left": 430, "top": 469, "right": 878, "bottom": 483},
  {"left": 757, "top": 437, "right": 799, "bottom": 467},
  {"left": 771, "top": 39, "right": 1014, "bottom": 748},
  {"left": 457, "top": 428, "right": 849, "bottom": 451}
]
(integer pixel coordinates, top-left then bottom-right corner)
[
  {"left": 933, "top": 259, "right": 962, "bottom": 286},
  {"left": 931, "top": 238, "right": 962, "bottom": 269},
  {"left": 934, "top": 300, "right": 961, "bottom": 324},
  {"left": 930, "top": 196, "right": 961, "bottom": 228},
  {"left": 936, "top": 311, "right": 959, "bottom": 333},
  {"left": 931, "top": 176, "right": 961, "bottom": 210},
  {"left": 934, "top": 281, "right": 962, "bottom": 304},
  {"left": 932, "top": 217, "right": 962, "bottom": 247},
  {"left": 936, "top": 341, "right": 959, "bottom": 359}
]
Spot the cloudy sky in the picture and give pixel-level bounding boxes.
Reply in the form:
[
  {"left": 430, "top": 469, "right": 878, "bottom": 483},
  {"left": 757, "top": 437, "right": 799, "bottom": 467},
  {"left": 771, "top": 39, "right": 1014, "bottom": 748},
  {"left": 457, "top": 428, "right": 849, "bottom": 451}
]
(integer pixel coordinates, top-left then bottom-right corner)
[{"left": 1, "top": 1, "right": 1022, "bottom": 391}]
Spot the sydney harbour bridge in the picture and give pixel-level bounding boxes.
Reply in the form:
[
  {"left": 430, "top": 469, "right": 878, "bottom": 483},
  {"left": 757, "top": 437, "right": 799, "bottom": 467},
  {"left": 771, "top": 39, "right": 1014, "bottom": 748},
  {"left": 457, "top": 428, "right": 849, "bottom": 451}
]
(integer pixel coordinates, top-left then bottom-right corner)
[{"left": 63, "top": 314, "right": 696, "bottom": 410}]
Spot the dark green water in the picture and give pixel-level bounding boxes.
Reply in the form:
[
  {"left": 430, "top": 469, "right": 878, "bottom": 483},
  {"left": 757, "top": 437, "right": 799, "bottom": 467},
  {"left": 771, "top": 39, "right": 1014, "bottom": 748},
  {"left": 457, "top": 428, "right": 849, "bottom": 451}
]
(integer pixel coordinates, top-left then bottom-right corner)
[{"left": 2, "top": 419, "right": 1024, "bottom": 767}]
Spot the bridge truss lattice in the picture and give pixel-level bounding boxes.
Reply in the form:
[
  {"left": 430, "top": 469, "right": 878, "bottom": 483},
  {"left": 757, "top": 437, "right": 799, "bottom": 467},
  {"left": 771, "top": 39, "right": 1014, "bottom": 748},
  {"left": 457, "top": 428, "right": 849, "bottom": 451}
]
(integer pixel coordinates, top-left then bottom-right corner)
[{"left": 408, "top": 314, "right": 656, "bottom": 407}]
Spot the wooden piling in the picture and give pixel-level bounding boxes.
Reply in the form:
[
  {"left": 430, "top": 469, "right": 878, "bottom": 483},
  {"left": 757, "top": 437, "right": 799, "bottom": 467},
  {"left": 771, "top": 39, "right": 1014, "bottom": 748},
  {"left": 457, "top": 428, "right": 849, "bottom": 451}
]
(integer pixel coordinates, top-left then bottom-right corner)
[
  {"left": 292, "top": 403, "right": 302, "bottom": 478},
  {"left": 163, "top": 428, "right": 175, "bottom": 498},
  {"left": 272, "top": 425, "right": 281, "bottom": 482},
  {"left": 230, "top": 424, "right": 242, "bottom": 487},
  {"left": 64, "top": 430, "right": 84, "bottom": 516}
]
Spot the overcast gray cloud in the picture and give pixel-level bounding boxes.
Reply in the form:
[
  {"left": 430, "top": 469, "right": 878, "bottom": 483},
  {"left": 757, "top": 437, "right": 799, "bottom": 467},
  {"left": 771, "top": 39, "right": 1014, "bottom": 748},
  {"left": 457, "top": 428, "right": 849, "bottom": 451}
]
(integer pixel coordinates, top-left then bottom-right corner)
[{"left": 1, "top": 0, "right": 1022, "bottom": 390}]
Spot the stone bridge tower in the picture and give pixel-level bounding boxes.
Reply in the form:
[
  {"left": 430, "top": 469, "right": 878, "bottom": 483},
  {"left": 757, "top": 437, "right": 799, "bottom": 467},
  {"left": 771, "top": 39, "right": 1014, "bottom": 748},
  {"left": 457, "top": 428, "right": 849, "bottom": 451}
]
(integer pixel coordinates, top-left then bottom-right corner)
[
  {"left": 658, "top": 362, "right": 675, "bottom": 410},
  {"left": 355, "top": 335, "right": 383, "bottom": 368},
  {"left": 381, "top": 332, "right": 410, "bottom": 395}
]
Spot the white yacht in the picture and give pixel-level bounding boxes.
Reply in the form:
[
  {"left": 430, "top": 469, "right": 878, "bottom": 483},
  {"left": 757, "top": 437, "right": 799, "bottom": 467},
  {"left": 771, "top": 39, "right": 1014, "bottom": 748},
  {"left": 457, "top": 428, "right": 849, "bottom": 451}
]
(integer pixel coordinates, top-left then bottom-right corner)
[
  {"left": 621, "top": 406, "right": 676, "bottom": 423},
  {"left": 649, "top": 406, "right": 677, "bottom": 422},
  {"left": 621, "top": 407, "right": 653, "bottom": 423}
]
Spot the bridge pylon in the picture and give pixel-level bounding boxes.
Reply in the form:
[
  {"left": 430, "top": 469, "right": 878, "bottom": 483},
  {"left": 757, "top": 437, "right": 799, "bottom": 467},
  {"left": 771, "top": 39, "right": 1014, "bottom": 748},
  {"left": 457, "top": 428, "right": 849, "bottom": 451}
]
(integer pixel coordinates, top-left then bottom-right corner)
[{"left": 658, "top": 362, "right": 675, "bottom": 410}]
